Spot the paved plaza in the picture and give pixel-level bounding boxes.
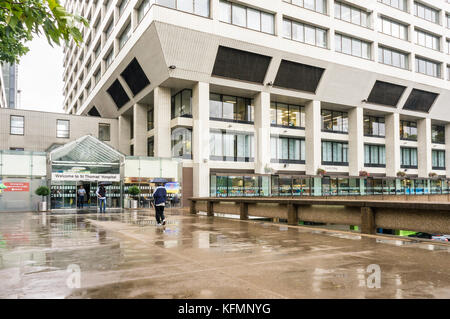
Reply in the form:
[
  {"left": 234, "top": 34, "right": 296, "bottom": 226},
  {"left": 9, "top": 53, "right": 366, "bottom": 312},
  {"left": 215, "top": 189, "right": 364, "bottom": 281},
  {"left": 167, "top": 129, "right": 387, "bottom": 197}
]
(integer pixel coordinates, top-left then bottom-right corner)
[{"left": 0, "top": 209, "right": 449, "bottom": 299}]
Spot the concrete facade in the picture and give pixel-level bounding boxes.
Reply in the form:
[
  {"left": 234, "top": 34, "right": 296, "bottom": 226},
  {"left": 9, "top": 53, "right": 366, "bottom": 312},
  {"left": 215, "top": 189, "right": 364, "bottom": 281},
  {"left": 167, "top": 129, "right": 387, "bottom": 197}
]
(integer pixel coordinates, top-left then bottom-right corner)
[{"left": 61, "top": 0, "right": 450, "bottom": 196}]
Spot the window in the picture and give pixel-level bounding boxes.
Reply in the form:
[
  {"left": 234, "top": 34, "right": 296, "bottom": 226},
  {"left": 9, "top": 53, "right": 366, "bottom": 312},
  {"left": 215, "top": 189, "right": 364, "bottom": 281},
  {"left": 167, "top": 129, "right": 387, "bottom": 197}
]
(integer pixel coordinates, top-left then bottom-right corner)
[
  {"left": 335, "top": 1, "right": 370, "bottom": 28},
  {"left": 400, "top": 147, "right": 418, "bottom": 168},
  {"left": 400, "top": 120, "right": 417, "bottom": 140},
  {"left": 130, "top": 144, "right": 134, "bottom": 156},
  {"left": 322, "top": 141, "right": 348, "bottom": 165},
  {"left": 431, "top": 125, "right": 445, "bottom": 144},
  {"left": 270, "top": 102, "right": 305, "bottom": 128},
  {"left": 138, "top": 0, "right": 150, "bottom": 22},
  {"left": 415, "top": 57, "right": 441, "bottom": 78},
  {"left": 321, "top": 109, "right": 348, "bottom": 133},
  {"left": 209, "top": 130, "right": 254, "bottom": 162},
  {"left": 378, "top": 46, "right": 408, "bottom": 69},
  {"left": 283, "top": 18, "right": 327, "bottom": 48},
  {"left": 171, "top": 89, "right": 192, "bottom": 119},
  {"left": 414, "top": 29, "right": 440, "bottom": 51},
  {"left": 378, "top": 0, "right": 407, "bottom": 12},
  {"left": 432, "top": 150, "right": 445, "bottom": 169},
  {"left": 283, "top": 0, "right": 327, "bottom": 14},
  {"left": 364, "top": 144, "right": 386, "bottom": 167},
  {"left": 364, "top": 116, "right": 385, "bottom": 137},
  {"left": 154, "top": 0, "right": 210, "bottom": 17},
  {"left": 98, "top": 123, "right": 111, "bottom": 141},
  {"left": 10, "top": 115, "right": 24, "bottom": 135},
  {"left": 447, "top": 14, "right": 450, "bottom": 29},
  {"left": 148, "top": 106, "right": 154, "bottom": 130},
  {"left": 378, "top": 16, "right": 408, "bottom": 40},
  {"left": 118, "top": 0, "right": 129, "bottom": 16},
  {"left": 94, "top": 42, "right": 101, "bottom": 59},
  {"left": 271, "top": 136, "right": 305, "bottom": 163},
  {"left": 148, "top": 137, "right": 154, "bottom": 157},
  {"left": 10, "top": 147, "right": 24, "bottom": 151},
  {"left": 104, "top": 20, "right": 113, "bottom": 39},
  {"left": 105, "top": 49, "right": 113, "bottom": 69},
  {"left": 119, "top": 23, "right": 131, "bottom": 50},
  {"left": 414, "top": 2, "right": 439, "bottom": 24},
  {"left": 335, "top": 33, "right": 371, "bottom": 59},
  {"left": 57, "top": 119, "right": 70, "bottom": 138},
  {"left": 209, "top": 93, "right": 254, "bottom": 123},
  {"left": 94, "top": 68, "right": 101, "bottom": 85},
  {"left": 446, "top": 39, "right": 450, "bottom": 54},
  {"left": 219, "top": 1, "right": 275, "bottom": 34},
  {"left": 171, "top": 127, "right": 192, "bottom": 159}
]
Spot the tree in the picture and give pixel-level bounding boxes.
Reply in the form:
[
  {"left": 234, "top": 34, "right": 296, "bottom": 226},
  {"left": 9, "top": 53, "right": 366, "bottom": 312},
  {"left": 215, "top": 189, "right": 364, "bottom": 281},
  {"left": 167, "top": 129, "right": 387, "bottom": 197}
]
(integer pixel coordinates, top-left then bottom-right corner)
[{"left": 0, "top": 0, "right": 88, "bottom": 63}]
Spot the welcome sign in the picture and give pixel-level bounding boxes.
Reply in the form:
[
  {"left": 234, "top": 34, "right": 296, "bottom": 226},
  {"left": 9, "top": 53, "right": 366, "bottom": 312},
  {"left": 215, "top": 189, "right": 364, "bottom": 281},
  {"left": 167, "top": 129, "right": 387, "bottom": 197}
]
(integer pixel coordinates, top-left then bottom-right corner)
[{"left": 52, "top": 173, "right": 120, "bottom": 182}]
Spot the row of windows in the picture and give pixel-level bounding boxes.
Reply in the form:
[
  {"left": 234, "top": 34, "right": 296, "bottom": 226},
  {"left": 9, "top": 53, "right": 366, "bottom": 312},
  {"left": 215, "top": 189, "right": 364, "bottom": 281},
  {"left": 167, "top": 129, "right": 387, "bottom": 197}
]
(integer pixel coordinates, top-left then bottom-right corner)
[
  {"left": 9, "top": 115, "right": 111, "bottom": 141},
  {"left": 163, "top": 93, "right": 448, "bottom": 143},
  {"left": 65, "top": 0, "right": 450, "bottom": 111}
]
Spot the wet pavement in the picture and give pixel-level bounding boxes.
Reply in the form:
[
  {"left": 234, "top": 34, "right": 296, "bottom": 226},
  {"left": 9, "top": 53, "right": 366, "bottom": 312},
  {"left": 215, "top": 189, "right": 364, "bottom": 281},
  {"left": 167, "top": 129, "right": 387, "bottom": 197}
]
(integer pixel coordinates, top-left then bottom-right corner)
[{"left": 0, "top": 209, "right": 449, "bottom": 299}]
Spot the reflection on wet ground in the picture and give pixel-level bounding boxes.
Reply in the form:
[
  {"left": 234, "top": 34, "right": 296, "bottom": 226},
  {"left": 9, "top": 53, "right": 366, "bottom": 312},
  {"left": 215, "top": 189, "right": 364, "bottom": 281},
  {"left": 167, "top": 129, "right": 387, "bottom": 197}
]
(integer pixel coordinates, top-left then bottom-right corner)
[{"left": 0, "top": 209, "right": 449, "bottom": 299}]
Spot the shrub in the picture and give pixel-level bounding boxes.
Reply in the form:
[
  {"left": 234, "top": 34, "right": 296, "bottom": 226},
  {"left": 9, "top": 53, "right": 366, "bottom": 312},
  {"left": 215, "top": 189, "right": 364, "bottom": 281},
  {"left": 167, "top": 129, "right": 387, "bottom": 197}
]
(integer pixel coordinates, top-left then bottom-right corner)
[
  {"left": 317, "top": 168, "right": 327, "bottom": 176},
  {"left": 128, "top": 186, "right": 140, "bottom": 199},
  {"left": 396, "top": 171, "right": 406, "bottom": 178},
  {"left": 35, "top": 186, "right": 50, "bottom": 201},
  {"left": 359, "top": 170, "right": 369, "bottom": 177}
]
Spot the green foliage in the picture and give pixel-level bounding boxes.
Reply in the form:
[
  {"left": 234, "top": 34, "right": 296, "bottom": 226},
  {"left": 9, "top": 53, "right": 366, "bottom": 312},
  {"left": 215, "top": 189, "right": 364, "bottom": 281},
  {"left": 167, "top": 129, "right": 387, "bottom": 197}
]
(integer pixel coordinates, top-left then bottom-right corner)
[
  {"left": 35, "top": 185, "right": 50, "bottom": 197},
  {"left": 128, "top": 186, "right": 140, "bottom": 198},
  {"left": 0, "top": 0, "right": 89, "bottom": 63}
]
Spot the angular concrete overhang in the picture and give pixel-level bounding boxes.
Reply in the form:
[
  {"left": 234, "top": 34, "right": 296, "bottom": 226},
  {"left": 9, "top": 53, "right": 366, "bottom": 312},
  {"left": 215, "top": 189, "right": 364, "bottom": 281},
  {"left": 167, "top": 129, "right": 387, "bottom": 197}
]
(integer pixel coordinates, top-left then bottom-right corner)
[{"left": 81, "top": 6, "right": 450, "bottom": 121}]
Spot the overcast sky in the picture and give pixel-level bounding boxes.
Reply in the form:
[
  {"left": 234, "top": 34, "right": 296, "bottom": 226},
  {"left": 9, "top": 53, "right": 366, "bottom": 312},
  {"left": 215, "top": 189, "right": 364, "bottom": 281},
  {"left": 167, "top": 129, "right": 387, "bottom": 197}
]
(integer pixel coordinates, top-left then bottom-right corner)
[{"left": 18, "top": 36, "right": 65, "bottom": 113}]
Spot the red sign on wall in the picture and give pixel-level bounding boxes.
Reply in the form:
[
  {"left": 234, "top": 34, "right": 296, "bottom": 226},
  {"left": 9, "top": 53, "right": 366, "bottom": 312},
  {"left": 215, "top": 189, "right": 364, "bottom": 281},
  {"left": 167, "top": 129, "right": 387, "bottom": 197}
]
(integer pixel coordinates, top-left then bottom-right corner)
[{"left": 4, "top": 182, "right": 30, "bottom": 192}]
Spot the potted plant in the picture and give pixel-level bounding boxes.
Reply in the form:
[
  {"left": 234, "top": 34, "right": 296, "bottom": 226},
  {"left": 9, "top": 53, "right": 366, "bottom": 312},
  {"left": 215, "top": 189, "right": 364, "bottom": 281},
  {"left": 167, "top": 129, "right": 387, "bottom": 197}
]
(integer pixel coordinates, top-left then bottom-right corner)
[
  {"left": 128, "top": 186, "right": 140, "bottom": 209},
  {"left": 35, "top": 186, "right": 50, "bottom": 212},
  {"left": 429, "top": 172, "right": 438, "bottom": 178},
  {"left": 317, "top": 168, "right": 327, "bottom": 176},
  {"left": 359, "top": 170, "right": 369, "bottom": 177},
  {"left": 397, "top": 171, "right": 406, "bottom": 178}
]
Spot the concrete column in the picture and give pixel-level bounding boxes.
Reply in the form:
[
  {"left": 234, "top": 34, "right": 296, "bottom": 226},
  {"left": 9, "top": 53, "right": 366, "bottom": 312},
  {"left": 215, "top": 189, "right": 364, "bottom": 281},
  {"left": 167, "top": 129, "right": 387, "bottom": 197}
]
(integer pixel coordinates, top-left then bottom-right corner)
[
  {"left": 207, "top": 201, "right": 214, "bottom": 217},
  {"left": 445, "top": 124, "right": 450, "bottom": 178},
  {"left": 385, "top": 113, "right": 400, "bottom": 177},
  {"left": 360, "top": 206, "right": 376, "bottom": 235},
  {"left": 118, "top": 115, "right": 131, "bottom": 155},
  {"left": 287, "top": 204, "right": 298, "bottom": 226},
  {"left": 305, "top": 100, "right": 322, "bottom": 175},
  {"left": 254, "top": 91, "right": 271, "bottom": 174},
  {"left": 240, "top": 202, "right": 248, "bottom": 220},
  {"left": 417, "top": 118, "right": 432, "bottom": 177},
  {"left": 192, "top": 82, "right": 210, "bottom": 197},
  {"left": 153, "top": 86, "right": 172, "bottom": 158},
  {"left": 348, "top": 107, "right": 364, "bottom": 176},
  {"left": 133, "top": 103, "right": 147, "bottom": 156}
]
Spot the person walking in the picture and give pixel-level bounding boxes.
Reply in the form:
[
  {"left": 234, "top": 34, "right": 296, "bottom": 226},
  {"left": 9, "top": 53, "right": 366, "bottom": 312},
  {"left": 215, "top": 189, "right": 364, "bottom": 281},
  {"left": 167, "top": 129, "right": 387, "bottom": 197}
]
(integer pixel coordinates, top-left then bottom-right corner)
[
  {"left": 153, "top": 183, "right": 167, "bottom": 226},
  {"left": 96, "top": 184, "right": 107, "bottom": 213},
  {"left": 77, "top": 185, "right": 86, "bottom": 209}
]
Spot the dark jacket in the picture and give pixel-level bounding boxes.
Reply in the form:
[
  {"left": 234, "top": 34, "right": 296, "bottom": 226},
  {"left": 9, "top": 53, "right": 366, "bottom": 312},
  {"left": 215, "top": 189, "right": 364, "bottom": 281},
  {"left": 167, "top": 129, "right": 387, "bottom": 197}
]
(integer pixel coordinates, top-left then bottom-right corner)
[{"left": 153, "top": 186, "right": 167, "bottom": 205}]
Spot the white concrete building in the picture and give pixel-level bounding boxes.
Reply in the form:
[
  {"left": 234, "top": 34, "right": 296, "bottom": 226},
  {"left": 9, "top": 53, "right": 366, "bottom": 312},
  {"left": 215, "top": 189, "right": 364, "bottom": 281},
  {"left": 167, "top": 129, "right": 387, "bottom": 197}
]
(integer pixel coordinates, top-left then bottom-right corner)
[{"left": 62, "top": 0, "right": 450, "bottom": 198}]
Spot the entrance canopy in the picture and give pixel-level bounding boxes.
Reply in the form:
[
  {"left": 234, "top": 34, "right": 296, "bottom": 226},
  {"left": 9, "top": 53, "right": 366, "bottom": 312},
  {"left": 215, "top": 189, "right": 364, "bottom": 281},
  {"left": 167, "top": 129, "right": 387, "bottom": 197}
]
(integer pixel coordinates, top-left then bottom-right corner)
[{"left": 50, "top": 135, "right": 124, "bottom": 164}]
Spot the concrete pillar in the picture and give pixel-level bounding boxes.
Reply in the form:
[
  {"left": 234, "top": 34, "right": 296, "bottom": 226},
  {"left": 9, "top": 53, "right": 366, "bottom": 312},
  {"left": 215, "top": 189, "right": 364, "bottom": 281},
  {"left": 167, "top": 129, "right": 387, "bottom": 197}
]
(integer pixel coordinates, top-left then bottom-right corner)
[
  {"left": 192, "top": 82, "right": 210, "bottom": 197},
  {"left": 305, "top": 100, "right": 322, "bottom": 175},
  {"left": 118, "top": 115, "right": 131, "bottom": 155},
  {"left": 360, "top": 206, "right": 376, "bottom": 235},
  {"left": 385, "top": 113, "right": 400, "bottom": 177},
  {"left": 287, "top": 204, "right": 298, "bottom": 226},
  {"left": 445, "top": 124, "right": 450, "bottom": 178},
  {"left": 254, "top": 91, "right": 271, "bottom": 174},
  {"left": 418, "top": 118, "right": 432, "bottom": 177},
  {"left": 240, "top": 202, "right": 248, "bottom": 220},
  {"left": 207, "top": 201, "right": 214, "bottom": 217},
  {"left": 133, "top": 103, "right": 147, "bottom": 156},
  {"left": 348, "top": 107, "right": 364, "bottom": 176},
  {"left": 153, "top": 86, "right": 172, "bottom": 158},
  {"left": 190, "top": 200, "right": 196, "bottom": 215}
]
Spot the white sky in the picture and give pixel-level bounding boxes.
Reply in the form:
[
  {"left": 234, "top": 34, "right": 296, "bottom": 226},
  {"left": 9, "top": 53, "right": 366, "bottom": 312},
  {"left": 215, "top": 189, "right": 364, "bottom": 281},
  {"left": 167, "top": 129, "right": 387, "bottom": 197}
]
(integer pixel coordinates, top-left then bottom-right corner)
[{"left": 18, "top": 36, "right": 65, "bottom": 113}]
